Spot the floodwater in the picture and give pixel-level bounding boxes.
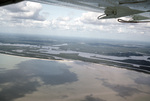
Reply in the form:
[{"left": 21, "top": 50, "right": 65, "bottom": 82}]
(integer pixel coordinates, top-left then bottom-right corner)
[{"left": 0, "top": 54, "right": 150, "bottom": 101}]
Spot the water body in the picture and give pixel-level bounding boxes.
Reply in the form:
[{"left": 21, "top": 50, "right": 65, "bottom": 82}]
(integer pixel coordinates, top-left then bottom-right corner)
[
  {"left": 2, "top": 42, "right": 149, "bottom": 61},
  {"left": 0, "top": 54, "right": 150, "bottom": 101}
]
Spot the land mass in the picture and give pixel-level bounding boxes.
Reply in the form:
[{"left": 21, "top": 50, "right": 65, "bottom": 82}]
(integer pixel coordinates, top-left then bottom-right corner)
[{"left": 0, "top": 33, "right": 150, "bottom": 74}]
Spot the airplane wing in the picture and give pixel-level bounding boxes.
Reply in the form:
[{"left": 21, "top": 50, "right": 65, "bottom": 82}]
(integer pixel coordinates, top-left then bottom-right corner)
[{"left": 0, "top": 0, "right": 150, "bottom": 23}]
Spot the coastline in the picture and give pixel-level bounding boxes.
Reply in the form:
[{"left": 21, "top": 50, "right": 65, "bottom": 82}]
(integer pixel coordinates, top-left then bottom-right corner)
[
  {"left": 0, "top": 52, "right": 150, "bottom": 74},
  {"left": 1, "top": 53, "right": 150, "bottom": 101},
  {"left": 0, "top": 53, "right": 73, "bottom": 63}
]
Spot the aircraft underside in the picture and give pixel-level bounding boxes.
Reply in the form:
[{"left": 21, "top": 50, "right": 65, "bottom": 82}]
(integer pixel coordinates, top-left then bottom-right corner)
[{"left": 0, "top": 0, "right": 150, "bottom": 23}]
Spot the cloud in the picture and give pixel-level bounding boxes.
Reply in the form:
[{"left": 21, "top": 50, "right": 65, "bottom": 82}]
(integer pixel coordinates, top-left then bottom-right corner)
[
  {"left": 49, "top": 16, "right": 85, "bottom": 31},
  {"left": 3, "top": 1, "right": 45, "bottom": 21},
  {"left": 72, "top": 12, "right": 123, "bottom": 33},
  {"left": 48, "top": 11, "right": 150, "bottom": 37},
  {"left": 48, "top": 12, "right": 107, "bottom": 31},
  {"left": 75, "top": 12, "right": 150, "bottom": 36},
  {"left": 0, "top": 1, "right": 150, "bottom": 41},
  {"left": 79, "top": 12, "right": 119, "bottom": 25},
  {"left": 79, "top": 12, "right": 101, "bottom": 25},
  {"left": 1, "top": 1, "right": 149, "bottom": 33},
  {"left": 57, "top": 17, "right": 71, "bottom": 21},
  {"left": 0, "top": 1, "right": 49, "bottom": 29}
]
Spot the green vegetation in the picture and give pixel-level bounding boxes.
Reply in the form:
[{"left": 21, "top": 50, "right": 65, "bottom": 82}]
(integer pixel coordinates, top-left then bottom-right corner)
[
  {"left": 120, "top": 59, "right": 150, "bottom": 66},
  {"left": 0, "top": 33, "right": 150, "bottom": 74},
  {"left": 107, "top": 52, "right": 143, "bottom": 57}
]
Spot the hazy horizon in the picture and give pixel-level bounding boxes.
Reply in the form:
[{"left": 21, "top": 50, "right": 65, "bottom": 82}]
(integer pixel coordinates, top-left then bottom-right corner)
[{"left": 0, "top": 1, "right": 150, "bottom": 42}]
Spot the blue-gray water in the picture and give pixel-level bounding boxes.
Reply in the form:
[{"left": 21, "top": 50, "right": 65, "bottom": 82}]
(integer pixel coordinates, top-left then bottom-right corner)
[{"left": 0, "top": 54, "right": 150, "bottom": 101}]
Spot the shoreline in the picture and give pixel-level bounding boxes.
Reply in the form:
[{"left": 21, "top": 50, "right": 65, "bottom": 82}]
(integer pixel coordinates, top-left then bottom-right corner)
[
  {"left": 0, "top": 52, "right": 150, "bottom": 74},
  {"left": 1, "top": 52, "right": 150, "bottom": 101},
  {"left": 0, "top": 53, "right": 74, "bottom": 63}
]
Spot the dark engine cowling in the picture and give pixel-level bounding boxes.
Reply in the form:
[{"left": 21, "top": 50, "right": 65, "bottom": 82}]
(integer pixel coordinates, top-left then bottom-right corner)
[{"left": 0, "top": 0, "right": 23, "bottom": 6}]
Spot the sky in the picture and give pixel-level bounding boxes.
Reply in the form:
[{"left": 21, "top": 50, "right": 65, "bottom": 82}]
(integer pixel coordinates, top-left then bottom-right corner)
[{"left": 0, "top": 1, "right": 150, "bottom": 42}]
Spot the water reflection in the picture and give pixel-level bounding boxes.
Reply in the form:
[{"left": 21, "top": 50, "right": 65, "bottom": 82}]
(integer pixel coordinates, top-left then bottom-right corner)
[
  {"left": 0, "top": 54, "right": 150, "bottom": 101},
  {"left": 102, "top": 80, "right": 142, "bottom": 97},
  {"left": 96, "top": 77, "right": 148, "bottom": 98},
  {"left": 0, "top": 81, "right": 39, "bottom": 101},
  {"left": 134, "top": 76, "right": 150, "bottom": 86},
  {"left": 0, "top": 60, "right": 78, "bottom": 101},
  {"left": 81, "top": 95, "right": 106, "bottom": 101}
]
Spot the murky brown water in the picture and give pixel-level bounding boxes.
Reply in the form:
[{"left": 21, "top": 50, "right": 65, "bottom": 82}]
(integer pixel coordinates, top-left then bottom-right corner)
[{"left": 0, "top": 54, "right": 150, "bottom": 101}]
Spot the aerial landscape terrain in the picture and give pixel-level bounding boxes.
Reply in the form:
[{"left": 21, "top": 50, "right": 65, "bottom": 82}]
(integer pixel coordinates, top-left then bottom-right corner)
[
  {"left": 0, "top": 33, "right": 150, "bottom": 73},
  {"left": 0, "top": 0, "right": 150, "bottom": 100},
  {"left": 0, "top": 33, "right": 150, "bottom": 101}
]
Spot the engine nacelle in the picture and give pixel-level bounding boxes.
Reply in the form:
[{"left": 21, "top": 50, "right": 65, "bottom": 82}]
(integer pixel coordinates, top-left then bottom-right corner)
[
  {"left": 98, "top": 6, "right": 144, "bottom": 19},
  {"left": 0, "top": 0, "right": 23, "bottom": 6}
]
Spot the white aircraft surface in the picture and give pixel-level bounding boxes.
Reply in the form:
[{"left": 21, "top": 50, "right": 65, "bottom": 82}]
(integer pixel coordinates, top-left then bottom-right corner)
[{"left": 0, "top": 0, "right": 150, "bottom": 23}]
